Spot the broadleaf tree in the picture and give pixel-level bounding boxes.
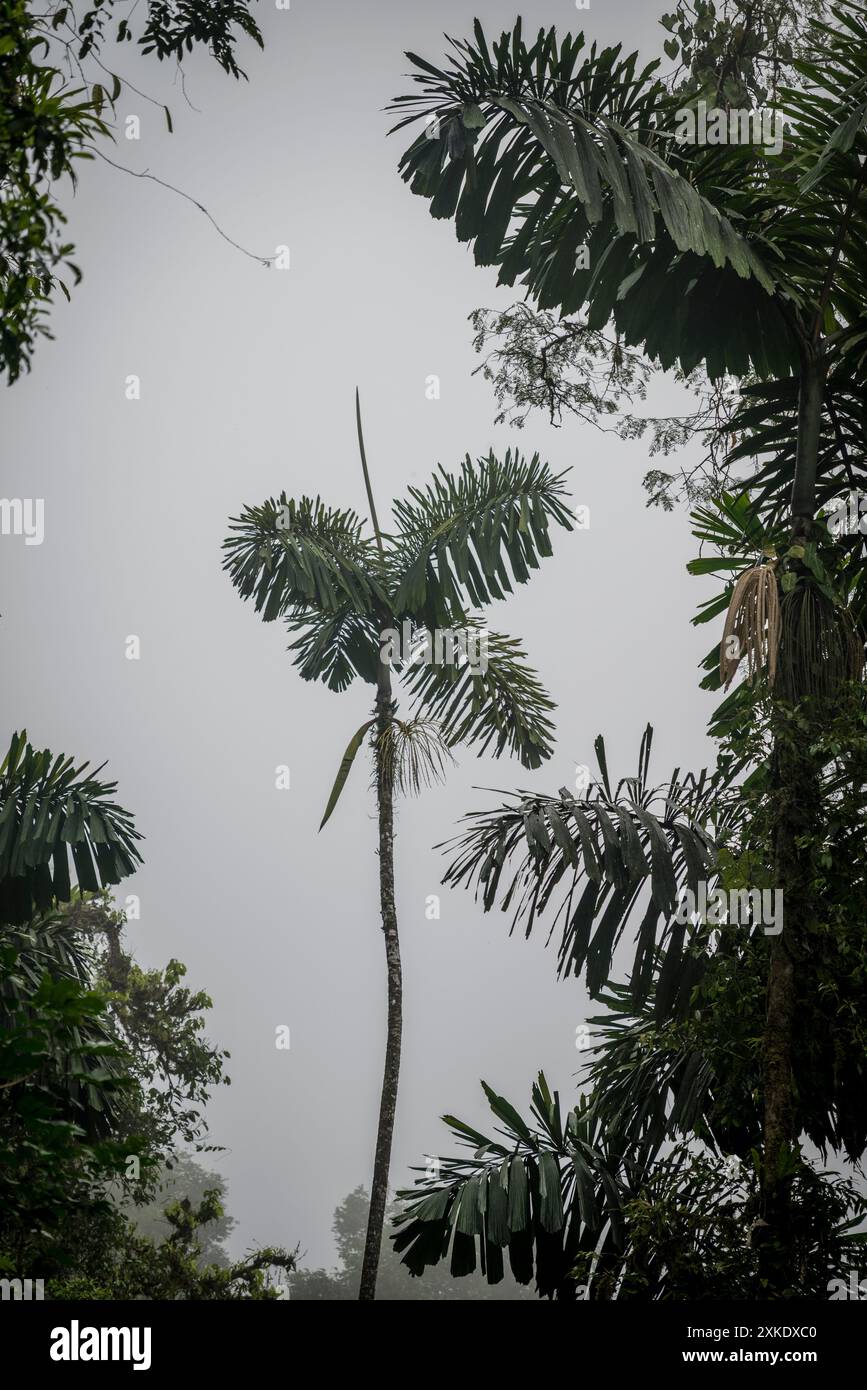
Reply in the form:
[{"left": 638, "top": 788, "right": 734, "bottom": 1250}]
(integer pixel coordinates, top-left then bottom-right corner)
[{"left": 1, "top": 0, "right": 266, "bottom": 384}]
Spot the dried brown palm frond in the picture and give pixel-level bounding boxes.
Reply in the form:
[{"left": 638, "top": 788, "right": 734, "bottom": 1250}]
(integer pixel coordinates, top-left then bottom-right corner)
[
  {"left": 719, "top": 563, "right": 780, "bottom": 690},
  {"left": 777, "top": 584, "right": 864, "bottom": 703},
  {"left": 377, "top": 718, "right": 455, "bottom": 796}
]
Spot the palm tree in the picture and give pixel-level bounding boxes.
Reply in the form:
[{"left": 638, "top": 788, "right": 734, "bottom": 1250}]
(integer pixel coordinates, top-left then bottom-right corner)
[
  {"left": 390, "top": 720, "right": 867, "bottom": 1297},
  {"left": 0, "top": 730, "right": 142, "bottom": 928},
  {"left": 392, "top": 1067, "right": 866, "bottom": 1300},
  {"left": 0, "top": 729, "right": 143, "bottom": 1125},
  {"left": 388, "top": 3, "right": 867, "bottom": 1289},
  {"left": 221, "top": 395, "right": 573, "bottom": 1298}
]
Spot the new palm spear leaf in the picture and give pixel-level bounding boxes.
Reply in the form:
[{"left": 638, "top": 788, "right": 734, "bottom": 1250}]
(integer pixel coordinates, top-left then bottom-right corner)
[{"left": 222, "top": 395, "right": 572, "bottom": 1298}]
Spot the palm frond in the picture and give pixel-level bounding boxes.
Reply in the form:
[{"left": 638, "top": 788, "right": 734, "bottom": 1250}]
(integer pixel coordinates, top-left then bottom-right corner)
[
  {"left": 729, "top": 369, "right": 867, "bottom": 529},
  {"left": 285, "top": 603, "right": 381, "bottom": 692},
  {"left": 401, "top": 624, "right": 557, "bottom": 769},
  {"left": 389, "top": 449, "right": 572, "bottom": 627},
  {"left": 583, "top": 985, "right": 725, "bottom": 1158},
  {"left": 441, "top": 726, "right": 724, "bottom": 1011},
  {"left": 222, "top": 495, "right": 387, "bottom": 623},
  {"left": 390, "top": 21, "right": 796, "bottom": 380},
  {"left": 0, "top": 733, "right": 142, "bottom": 928},
  {"left": 392, "top": 9, "right": 867, "bottom": 382},
  {"left": 394, "top": 1072, "right": 859, "bottom": 1298},
  {"left": 392, "top": 1073, "right": 622, "bottom": 1297}
]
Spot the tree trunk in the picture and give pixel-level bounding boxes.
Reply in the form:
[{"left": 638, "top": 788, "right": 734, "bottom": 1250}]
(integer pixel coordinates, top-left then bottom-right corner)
[
  {"left": 759, "top": 347, "right": 824, "bottom": 1292},
  {"left": 760, "top": 764, "right": 799, "bottom": 1290},
  {"left": 789, "top": 350, "right": 824, "bottom": 532},
  {"left": 358, "top": 656, "right": 402, "bottom": 1301}
]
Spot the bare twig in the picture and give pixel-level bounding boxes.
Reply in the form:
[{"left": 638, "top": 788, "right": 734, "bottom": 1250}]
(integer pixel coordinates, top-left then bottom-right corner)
[{"left": 92, "top": 149, "right": 275, "bottom": 266}]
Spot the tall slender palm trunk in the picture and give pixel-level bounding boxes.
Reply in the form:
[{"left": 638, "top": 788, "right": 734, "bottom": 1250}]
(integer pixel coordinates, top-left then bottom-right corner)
[
  {"left": 358, "top": 656, "right": 402, "bottom": 1301},
  {"left": 759, "top": 347, "right": 824, "bottom": 1291},
  {"left": 353, "top": 389, "right": 404, "bottom": 1300}
]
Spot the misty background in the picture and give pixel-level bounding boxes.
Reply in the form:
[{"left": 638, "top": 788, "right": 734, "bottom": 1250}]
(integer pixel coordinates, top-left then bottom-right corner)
[{"left": 1, "top": 0, "right": 719, "bottom": 1270}]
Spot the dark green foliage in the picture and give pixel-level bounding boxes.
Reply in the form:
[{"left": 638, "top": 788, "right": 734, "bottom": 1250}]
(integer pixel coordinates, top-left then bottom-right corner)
[
  {"left": 0, "top": 2, "right": 103, "bottom": 381},
  {"left": 71, "top": 894, "right": 230, "bottom": 1158},
  {"left": 0, "top": 895, "right": 290, "bottom": 1292},
  {"left": 48, "top": 1188, "right": 294, "bottom": 1300},
  {"left": 393, "top": 1068, "right": 866, "bottom": 1299},
  {"left": 726, "top": 372, "right": 867, "bottom": 545},
  {"left": 389, "top": 451, "right": 573, "bottom": 628},
  {"left": 223, "top": 496, "right": 388, "bottom": 622},
  {"left": 660, "top": 0, "right": 827, "bottom": 108},
  {"left": 388, "top": 0, "right": 867, "bottom": 1302},
  {"left": 778, "top": 582, "right": 864, "bottom": 700},
  {"left": 286, "top": 605, "right": 382, "bottom": 693},
  {"left": 0, "top": 935, "right": 145, "bottom": 1276},
  {"left": 442, "top": 726, "right": 721, "bottom": 1007},
  {"left": 390, "top": 6, "right": 867, "bottom": 384},
  {"left": 75, "top": 0, "right": 263, "bottom": 76},
  {"left": 0, "top": 1, "right": 263, "bottom": 383},
  {"left": 223, "top": 446, "right": 573, "bottom": 774},
  {"left": 291, "top": 1186, "right": 532, "bottom": 1300},
  {"left": 393, "top": 1076, "right": 617, "bottom": 1300},
  {"left": 0, "top": 732, "right": 142, "bottom": 927},
  {"left": 403, "top": 627, "right": 556, "bottom": 769},
  {"left": 0, "top": 726, "right": 288, "bottom": 1295},
  {"left": 389, "top": 20, "right": 797, "bottom": 380}
]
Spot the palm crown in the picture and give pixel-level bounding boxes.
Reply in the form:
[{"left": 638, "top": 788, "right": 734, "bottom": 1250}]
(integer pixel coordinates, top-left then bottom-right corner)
[
  {"left": 222, "top": 416, "right": 573, "bottom": 782},
  {"left": 221, "top": 397, "right": 573, "bottom": 1299}
]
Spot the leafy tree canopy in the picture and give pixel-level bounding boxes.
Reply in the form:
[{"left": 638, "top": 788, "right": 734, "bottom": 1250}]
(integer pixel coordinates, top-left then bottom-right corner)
[{"left": 0, "top": 0, "right": 264, "bottom": 383}]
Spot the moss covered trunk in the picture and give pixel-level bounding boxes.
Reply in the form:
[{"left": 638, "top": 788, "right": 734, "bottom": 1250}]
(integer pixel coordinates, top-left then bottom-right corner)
[{"left": 759, "top": 348, "right": 824, "bottom": 1292}]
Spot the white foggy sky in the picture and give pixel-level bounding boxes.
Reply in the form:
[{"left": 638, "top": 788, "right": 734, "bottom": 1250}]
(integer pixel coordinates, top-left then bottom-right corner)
[{"left": 1, "top": 0, "right": 720, "bottom": 1269}]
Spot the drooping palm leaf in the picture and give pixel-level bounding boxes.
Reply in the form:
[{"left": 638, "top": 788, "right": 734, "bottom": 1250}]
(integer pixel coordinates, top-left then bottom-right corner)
[
  {"left": 392, "top": 7, "right": 867, "bottom": 384},
  {"left": 441, "top": 726, "right": 727, "bottom": 1013},
  {"left": 222, "top": 495, "right": 388, "bottom": 622},
  {"left": 389, "top": 22, "right": 798, "bottom": 380},
  {"left": 285, "top": 603, "right": 382, "bottom": 692},
  {"left": 583, "top": 985, "right": 725, "bottom": 1158},
  {"left": 0, "top": 733, "right": 142, "bottom": 927},
  {"left": 392, "top": 1073, "right": 624, "bottom": 1298},
  {"left": 402, "top": 625, "right": 556, "bottom": 769},
  {"left": 319, "top": 719, "right": 377, "bottom": 831}
]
